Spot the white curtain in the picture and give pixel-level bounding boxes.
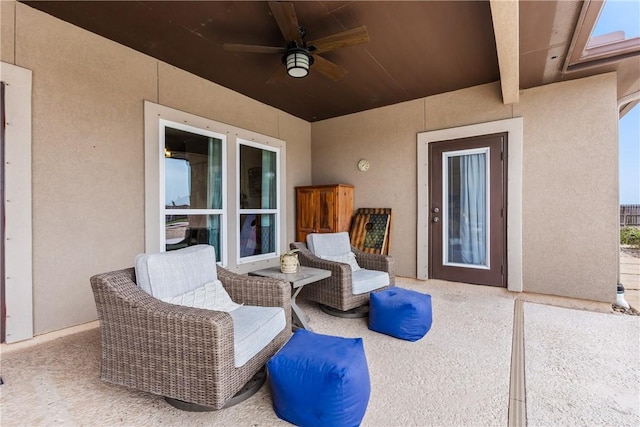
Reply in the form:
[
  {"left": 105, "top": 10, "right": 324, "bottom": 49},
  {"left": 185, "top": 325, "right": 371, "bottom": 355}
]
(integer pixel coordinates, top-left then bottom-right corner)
[{"left": 458, "top": 153, "right": 487, "bottom": 265}]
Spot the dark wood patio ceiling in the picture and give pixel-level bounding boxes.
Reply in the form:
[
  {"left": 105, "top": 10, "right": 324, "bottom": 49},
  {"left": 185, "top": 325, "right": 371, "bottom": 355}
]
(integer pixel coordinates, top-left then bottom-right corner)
[{"left": 21, "top": 1, "right": 640, "bottom": 122}]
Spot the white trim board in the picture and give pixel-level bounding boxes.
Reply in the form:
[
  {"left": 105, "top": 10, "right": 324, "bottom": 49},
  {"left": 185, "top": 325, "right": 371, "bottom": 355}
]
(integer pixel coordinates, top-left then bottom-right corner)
[{"left": 1, "top": 62, "right": 34, "bottom": 342}]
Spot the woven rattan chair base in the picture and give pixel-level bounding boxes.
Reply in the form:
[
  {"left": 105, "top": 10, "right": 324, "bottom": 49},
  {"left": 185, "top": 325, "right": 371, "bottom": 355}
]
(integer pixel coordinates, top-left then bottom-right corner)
[
  {"left": 164, "top": 367, "right": 267, "bottom": 411},
  {"left": 320, "top": 303, "right": 369, "bottom": 318}
]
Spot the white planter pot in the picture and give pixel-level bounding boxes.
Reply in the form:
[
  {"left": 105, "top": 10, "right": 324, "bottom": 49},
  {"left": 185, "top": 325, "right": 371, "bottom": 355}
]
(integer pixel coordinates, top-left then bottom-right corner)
[{"left": 280, "top": 254, "right": 299, "bottom": 273}]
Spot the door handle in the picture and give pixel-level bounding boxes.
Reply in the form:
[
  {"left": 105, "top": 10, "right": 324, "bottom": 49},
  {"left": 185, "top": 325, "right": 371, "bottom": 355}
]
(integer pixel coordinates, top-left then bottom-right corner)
[
  {"left": 433, "top": 207, "right": 440, "bottom": 213},
  {"left": 432, "top": 217, "right": 439, "bottom": 223}
]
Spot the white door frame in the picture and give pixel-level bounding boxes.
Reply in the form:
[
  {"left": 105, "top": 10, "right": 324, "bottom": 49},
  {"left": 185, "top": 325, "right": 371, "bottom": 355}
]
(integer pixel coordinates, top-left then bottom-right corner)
[{"left": 417, "top": 117, "right": 523, "bottom": 292}]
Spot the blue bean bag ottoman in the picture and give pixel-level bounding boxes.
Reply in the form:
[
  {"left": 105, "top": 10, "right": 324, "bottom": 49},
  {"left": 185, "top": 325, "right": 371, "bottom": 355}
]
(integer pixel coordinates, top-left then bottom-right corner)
[
  {"left": 267, "top": 329, "right": 370, "bottom": 427},
  {"left": 369, "top": 287, "right": 432, "bottom": 341}
]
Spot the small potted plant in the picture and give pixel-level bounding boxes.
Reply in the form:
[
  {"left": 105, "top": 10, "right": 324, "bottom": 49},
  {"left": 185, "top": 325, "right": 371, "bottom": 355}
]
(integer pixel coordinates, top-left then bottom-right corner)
[{"left": 280, "top": 248, "right": 300, "bottom": 273}]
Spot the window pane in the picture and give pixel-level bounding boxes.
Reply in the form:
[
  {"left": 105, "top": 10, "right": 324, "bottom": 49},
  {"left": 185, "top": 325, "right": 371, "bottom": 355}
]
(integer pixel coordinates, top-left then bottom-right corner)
[
  {"left": 165, "top": 127, "right": 223, "bottom": 210},
  {"left": 239, "top": 214, "right": 276, "bottom": 257},
  {"left": 165, "top": 213, "right": 222, "bottom": 261},
  {"left": 240, "top": 145, "right": 277, "bottom": 209}
]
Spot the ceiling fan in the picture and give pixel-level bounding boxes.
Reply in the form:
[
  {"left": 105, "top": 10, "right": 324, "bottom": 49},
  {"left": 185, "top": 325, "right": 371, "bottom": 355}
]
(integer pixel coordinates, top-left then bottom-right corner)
[{"left": 223, "top": 1, "right": 370, "bottom": 81}]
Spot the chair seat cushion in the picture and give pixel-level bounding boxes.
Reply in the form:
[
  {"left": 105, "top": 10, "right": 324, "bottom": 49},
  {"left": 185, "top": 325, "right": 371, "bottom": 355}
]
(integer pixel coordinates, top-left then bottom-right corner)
[
  {"left": 229, "top": 306, "right": 286, "bottom": 367},
  {"left": 351, "top": 269, "right": 390, "bottom": 295},
  {"left": 160, "top": 280, "right": 241, "bottom": 313},
  {"left": 134, "top": 245, "right": 217, "bottom": 299},
  {"left": 267, "top": 329, "right": 370, "bottom": 427}
]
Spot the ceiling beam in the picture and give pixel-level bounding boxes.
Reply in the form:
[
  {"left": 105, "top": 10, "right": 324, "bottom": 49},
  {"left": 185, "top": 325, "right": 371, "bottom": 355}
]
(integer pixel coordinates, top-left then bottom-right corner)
[{"left": 490, "top": 0, "right": 519, "bottom": 104}]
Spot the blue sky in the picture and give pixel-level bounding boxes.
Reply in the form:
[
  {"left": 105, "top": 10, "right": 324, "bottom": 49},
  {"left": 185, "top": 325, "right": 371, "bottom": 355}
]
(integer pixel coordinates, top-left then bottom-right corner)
[
  {"left": 592, "top": 0, "right": 640, "bottom": 39},
  {"left": 594, "top": 0, "right": 640, "bottom": 204},
  {"left": 619, "top": 105, "right": 640, "bottom": 204}
]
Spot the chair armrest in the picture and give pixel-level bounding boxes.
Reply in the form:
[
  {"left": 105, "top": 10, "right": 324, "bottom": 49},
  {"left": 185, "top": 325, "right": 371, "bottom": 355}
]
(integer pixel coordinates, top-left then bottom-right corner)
[
  {"left": 216, "top": 266, "right": 292, "bottom": 334},
  {"left": 351, "top": 246, "right": 394, "bottom": 271},
  {"left": 216, "top": 266, "right": 291, "bottom": 309},
  {"left": 290, "top": 242, "right": 352, "bottom": 278},
  {"left": 351, "top": 246, "right": 396, "bottom": 284}
]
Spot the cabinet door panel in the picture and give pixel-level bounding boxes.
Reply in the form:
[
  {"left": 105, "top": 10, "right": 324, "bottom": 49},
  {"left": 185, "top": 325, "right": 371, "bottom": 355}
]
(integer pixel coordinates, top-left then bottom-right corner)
[
  {"left": 336, "top": 186, "right": 354, "bottom": 232},
  {"left": 295, "top": 185, "right": 354, "bottom": 243},
  {"left": 296, "top": 188, "right": 317, "bottom": 241},
  {"left": 317, "top": 188, "right": 337, "bottom": 233}
]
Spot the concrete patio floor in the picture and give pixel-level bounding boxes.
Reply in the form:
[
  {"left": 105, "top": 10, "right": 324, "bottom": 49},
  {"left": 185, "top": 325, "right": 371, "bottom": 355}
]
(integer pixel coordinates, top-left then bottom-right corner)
[
  {"left": 1, "top": 272, "right": 638, "bottom": 426},
  {"left": 620, "top": 246, "right": 640, "bottom": 310}
]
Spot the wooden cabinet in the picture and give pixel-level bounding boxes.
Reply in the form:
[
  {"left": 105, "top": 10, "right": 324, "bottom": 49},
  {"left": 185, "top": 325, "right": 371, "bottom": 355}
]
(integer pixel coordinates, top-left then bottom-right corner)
[{"left": 295, "top": 184, "right": 354, "bottom": 243}]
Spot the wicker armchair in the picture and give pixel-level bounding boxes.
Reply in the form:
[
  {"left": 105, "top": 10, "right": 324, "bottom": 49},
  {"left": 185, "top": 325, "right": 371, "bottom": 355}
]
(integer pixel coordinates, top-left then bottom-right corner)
[
  {"left": 290, "top": 241, "right": 395, "bottom": 314},
  {"left": 90, "top": 265, "right": 291, "bottom": 410}
]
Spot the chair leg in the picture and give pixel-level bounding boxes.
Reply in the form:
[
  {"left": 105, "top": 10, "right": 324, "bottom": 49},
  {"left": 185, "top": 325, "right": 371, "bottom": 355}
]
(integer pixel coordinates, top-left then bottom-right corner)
[{"left": 164, "top": 366, "right": 266, "bottom": 411}]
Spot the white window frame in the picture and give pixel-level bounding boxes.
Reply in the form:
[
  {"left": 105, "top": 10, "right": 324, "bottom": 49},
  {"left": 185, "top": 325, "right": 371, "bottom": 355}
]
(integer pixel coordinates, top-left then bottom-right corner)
[
  {"left": 159, "top": 119, "right": 228, "bottom": 265},
  {"left": 144, "top": 101, "right": 287, "bottom": 273},
  {"left": 236, "top": 138, "right": 281, "bottom": 264}
]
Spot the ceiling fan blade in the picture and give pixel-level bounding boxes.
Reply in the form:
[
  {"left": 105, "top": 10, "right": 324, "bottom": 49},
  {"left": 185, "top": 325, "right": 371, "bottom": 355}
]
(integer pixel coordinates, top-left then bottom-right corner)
[
  {"left": 309, "top": 25, "right": 370, "bottom": 54},
  {"left": 268, "top": 1, "right": 302, "bottom": 44},
  {"left": 223, "top": 43, "right": 285, "bottom": 54},
  {"left": 312, "top": 55, "right": 348, "bottom": 81}
]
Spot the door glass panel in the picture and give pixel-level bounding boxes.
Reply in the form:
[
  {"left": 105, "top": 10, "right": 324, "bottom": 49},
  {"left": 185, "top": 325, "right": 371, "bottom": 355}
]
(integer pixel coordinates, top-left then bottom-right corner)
[{"left": 443, "top": 148, "right": 489, "bottom": 268}]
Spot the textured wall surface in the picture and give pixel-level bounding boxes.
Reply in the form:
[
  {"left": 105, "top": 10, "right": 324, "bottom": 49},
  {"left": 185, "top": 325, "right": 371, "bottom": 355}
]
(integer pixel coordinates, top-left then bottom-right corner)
[
  {"left": 312, "top": 76, "right": 618, "bottom": 302},
  {"left": 311, "top": 99, "right": 424, "bottom": 276},
  {"left": 514, "top": 73, "right": 618, "bottom": 302},
  {"left": 6, "top": 3, "right": 311, "bottom": 335},
  {"left": 1, "top": 1, "right": 16, "bottom": 63}
]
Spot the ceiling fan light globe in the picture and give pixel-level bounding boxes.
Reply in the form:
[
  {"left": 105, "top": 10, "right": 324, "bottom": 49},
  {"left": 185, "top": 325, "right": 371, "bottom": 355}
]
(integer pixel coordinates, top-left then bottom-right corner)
[{"left": 286, "top": 51, "right": 311, "bottom": 78}]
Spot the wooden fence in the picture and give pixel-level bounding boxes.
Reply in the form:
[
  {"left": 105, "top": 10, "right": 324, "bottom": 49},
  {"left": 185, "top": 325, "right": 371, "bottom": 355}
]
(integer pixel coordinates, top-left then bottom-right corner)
[{"left": 620, "top": 204, "right": 640, "bottom": 226}]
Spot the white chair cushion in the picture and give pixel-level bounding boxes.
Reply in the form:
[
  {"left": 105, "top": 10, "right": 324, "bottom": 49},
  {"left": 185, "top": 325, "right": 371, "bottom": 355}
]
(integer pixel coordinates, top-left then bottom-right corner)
[
  {"left": 307, "top": 232, "right": 361, "bottom": 271},
  {"left": 160, "top": 280, "right": 242, "bottom": 313},
  {"left": 135, "top": 245, "right": 217, "bottom": 299},
  {"left": 351, "top": 269, "right": 390, "bottom": 295},
  {"left": 318, "top": 252, "right": 361, "bottom": 272},
  {"left": 307, "top": 232, "right": 351, "bottom": 256},
  {"left": 229, "top": 306, "right": 286, "bottom": 367}
]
